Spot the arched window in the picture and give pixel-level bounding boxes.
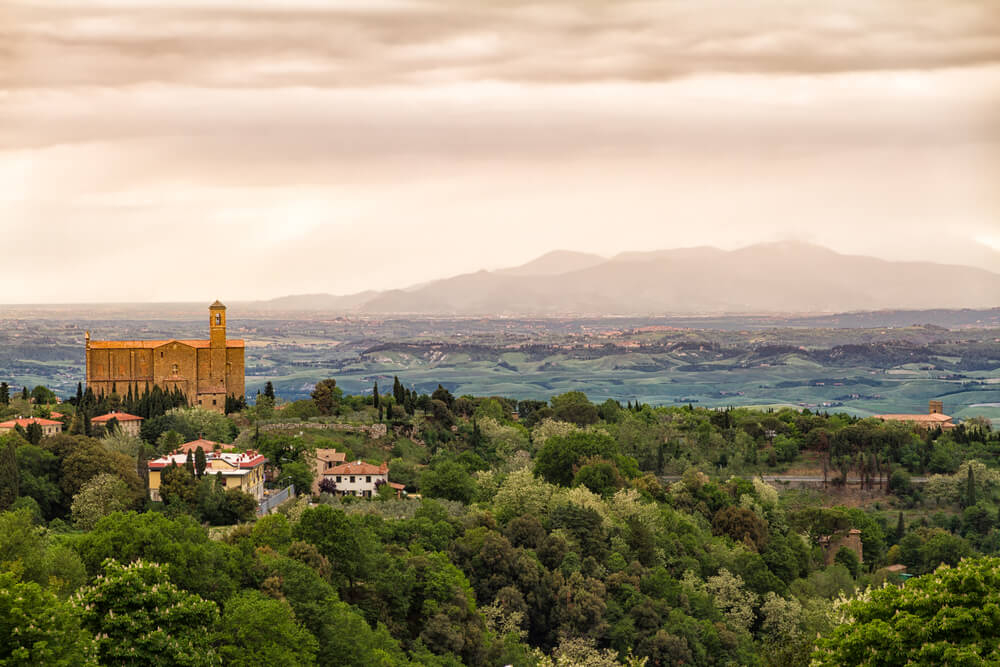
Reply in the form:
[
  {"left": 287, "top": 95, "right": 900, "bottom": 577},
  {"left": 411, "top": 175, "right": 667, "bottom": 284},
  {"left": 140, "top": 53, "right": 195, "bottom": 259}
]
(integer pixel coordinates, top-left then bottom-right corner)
[{"left": 215, "top": 313, "right": 221, "bottom": 325}]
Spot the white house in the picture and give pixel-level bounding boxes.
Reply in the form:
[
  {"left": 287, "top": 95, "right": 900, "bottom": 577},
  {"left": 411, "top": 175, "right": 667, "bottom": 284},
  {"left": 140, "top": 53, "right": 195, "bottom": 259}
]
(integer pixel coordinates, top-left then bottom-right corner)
[{"left": 322, "top": 460, "right": 403, "bottom": 498}]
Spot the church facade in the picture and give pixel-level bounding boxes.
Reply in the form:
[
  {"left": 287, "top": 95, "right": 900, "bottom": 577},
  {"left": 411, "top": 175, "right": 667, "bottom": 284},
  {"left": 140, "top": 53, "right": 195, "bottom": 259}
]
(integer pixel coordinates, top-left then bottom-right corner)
[{"left": 85, "top": 301, "right": 245, "bottom": 412}]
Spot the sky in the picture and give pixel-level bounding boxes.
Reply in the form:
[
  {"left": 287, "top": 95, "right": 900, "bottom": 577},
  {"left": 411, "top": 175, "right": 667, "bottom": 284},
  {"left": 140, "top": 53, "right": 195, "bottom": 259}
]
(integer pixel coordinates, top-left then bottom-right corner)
[{"left": 2, "top": 0, "right": 999, "bottom": 304}]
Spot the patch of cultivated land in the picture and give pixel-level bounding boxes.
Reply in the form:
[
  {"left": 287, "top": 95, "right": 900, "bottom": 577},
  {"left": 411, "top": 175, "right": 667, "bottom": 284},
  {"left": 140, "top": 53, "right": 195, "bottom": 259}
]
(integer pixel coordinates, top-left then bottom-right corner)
[{"left": 1, "top": 312, "right": 998, "bottom": 422}]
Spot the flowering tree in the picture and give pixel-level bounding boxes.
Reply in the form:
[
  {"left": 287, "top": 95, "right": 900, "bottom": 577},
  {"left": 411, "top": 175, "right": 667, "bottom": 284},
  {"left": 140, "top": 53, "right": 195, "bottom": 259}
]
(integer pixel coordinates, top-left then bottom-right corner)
[
  {"left": 813, "top": 556, "right": 1000, "bottom": 664},
  {"left": 74, "top": 559, "right": 220, "bottom": 666}
]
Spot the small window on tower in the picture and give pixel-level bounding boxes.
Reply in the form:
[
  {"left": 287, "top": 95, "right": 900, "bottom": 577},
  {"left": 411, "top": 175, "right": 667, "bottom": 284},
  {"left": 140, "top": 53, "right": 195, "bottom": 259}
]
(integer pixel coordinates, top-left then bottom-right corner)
[{"left": 215, "top": 314, "right": 221, "bottom": 325}]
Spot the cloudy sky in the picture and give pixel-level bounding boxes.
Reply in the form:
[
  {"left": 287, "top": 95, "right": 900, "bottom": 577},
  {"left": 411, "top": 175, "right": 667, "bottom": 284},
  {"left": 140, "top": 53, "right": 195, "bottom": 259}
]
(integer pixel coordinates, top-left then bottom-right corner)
[{"left": 2, "top": 0, "right": 999, "bottom": 303}]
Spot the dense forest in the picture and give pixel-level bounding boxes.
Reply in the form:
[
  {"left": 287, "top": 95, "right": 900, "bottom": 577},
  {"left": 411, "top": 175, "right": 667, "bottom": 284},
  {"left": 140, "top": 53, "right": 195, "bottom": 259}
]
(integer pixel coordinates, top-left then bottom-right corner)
[{"left": 2, "top": 379, "right": 1000, "bottom": 665}]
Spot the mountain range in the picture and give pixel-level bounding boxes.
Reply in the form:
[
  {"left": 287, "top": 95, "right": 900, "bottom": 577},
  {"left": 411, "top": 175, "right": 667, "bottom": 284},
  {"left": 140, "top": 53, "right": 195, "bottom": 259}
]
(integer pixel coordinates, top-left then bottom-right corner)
[{"left": 261, "top": 241, "right": 1000, "bottom": 315}]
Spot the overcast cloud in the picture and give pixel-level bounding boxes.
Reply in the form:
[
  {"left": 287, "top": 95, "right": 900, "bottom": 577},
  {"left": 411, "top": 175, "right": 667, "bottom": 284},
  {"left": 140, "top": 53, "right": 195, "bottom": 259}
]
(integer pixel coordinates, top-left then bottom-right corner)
[{"left": 1, "top": 0, "right": 998, "bottom": 303}]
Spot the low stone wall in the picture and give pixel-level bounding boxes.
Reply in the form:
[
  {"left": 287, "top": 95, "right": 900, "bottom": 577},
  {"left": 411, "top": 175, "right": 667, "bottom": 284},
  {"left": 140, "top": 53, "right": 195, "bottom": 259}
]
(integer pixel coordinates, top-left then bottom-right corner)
[{"left": 260, "top": 421, "right": 388, "bottom": 439}]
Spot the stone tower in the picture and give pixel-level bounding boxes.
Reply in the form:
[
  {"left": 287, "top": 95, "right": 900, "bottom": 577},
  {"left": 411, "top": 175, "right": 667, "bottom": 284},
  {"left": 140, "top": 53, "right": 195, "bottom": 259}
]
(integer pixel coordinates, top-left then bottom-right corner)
[{"left": 209, "top": 300, "right": 227, "bottom": 386}]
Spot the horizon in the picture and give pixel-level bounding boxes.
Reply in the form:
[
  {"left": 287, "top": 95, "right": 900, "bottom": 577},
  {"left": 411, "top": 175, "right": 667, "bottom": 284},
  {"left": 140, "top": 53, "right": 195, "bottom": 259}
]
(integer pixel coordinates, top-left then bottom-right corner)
[{"left": 1, "top": 239, "right": 999, "bottom": 307}]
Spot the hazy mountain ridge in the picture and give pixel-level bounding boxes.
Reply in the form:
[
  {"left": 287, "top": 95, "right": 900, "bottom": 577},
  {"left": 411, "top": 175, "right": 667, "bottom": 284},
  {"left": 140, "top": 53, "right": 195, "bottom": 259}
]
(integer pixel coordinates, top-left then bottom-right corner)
[{"left": 349, "top": 241, "right": 1000, "bottom": 315}]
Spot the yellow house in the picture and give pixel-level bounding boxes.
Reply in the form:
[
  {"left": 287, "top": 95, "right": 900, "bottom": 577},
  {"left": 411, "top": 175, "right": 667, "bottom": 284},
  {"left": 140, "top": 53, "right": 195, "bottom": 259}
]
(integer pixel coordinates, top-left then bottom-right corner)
[{"left": 148, "top": 445, "right": 267, "bottom": 502}]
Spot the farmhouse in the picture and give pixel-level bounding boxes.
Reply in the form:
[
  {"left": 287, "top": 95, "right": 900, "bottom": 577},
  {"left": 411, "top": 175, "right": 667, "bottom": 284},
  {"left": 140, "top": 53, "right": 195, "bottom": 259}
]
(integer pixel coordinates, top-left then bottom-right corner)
[
  {"left": 875, "top": 400, "right": 955, "bottom": 430},
  {"left": 321, "top": 460, "right": 404, "bottom": 498}
]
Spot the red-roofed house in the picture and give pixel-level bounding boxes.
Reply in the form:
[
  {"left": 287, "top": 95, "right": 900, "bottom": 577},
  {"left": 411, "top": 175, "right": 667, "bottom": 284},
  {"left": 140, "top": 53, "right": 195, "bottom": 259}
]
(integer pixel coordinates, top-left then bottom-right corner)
[
  {"left": 311, "top": 448, "right": 347, "bottom": 494},
  {"left": 92, "top": 410, "right": 144, "bottom": 436},
  {"left": 147, "top": 449, "right": 267, "bottom": 502},
  {"left": 0, "top": 416, "right": 64, "bottom": 438},
  {"left": 323, "top": 460, "right": 391, "bottom": 498}
]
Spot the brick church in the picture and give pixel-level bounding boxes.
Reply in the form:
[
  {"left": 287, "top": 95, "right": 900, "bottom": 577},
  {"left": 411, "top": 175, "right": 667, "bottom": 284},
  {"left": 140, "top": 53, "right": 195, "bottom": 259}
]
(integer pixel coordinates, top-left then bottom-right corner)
[{"left": 85, "top": 301, "right": 245, "bottom": 412}]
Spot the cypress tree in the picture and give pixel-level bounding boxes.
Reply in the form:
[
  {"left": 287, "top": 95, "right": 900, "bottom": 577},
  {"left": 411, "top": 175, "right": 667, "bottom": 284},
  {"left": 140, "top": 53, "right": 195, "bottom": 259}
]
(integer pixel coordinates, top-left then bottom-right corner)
[
  {"left": 373, "top": 382, "right": 380, "bottom": 409},
  {"left": 967, "top": 465, "right": 976, "bottom": 507},
  {"left": 0, "top": 437, "right": 18, "bottom": 511},
  {"left": 895, "top": 512, "right": 905, "bottom": 542},
  {"left": 0, "top": 382, "right": 8, "bottom": 406},
  {"left": 194, "top": 447, "right": 206, "bottom": 478},
  {"left": 393, "top": 376, "right": 404, "bottom": 404},
  {"left": 74, "top": 382, "right": 82, "bottom": 407},
  {"left": 185, "top": 449, "right": 195, "bottom": 475},
  {"left": 264, "top": 381, "right": 275, "bottom": 401},
  {"left": 21, "top": 387, "right": 29, "bottom": 401},
  {"left": 25, "top": 422, "right": 42, "bottom": 445}
]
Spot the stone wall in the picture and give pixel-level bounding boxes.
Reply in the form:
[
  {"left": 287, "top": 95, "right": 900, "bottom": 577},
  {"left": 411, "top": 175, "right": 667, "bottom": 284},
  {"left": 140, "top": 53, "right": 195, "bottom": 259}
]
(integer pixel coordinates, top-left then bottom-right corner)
[{"left": 260, "top": 422, "right": 389, "bottom": 439}]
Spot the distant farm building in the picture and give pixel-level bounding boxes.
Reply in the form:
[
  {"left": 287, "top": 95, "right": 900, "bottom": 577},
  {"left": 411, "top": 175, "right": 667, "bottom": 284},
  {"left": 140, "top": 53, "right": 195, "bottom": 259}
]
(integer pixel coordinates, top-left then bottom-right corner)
[{"left": 875, "top": 401, "right": 955, "bottom": 430}]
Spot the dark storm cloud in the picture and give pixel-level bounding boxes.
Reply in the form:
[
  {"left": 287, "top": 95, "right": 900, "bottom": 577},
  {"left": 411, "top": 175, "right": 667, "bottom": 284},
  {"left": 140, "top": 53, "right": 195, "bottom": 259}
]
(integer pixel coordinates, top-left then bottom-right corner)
[{"left": 3, "top": 0, "right": 999, "bottom": 89}]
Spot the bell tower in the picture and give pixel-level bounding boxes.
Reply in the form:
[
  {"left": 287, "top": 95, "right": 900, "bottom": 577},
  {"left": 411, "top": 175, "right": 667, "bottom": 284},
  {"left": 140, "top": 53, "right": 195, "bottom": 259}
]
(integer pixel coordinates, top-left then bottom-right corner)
[{"left": 209, "top": 300, "right": 227, "bottom": 385}]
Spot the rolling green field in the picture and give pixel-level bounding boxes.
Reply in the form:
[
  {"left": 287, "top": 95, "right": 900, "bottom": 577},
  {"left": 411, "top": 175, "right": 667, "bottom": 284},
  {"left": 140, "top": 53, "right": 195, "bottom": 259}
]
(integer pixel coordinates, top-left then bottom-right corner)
[{"left": 2, "top": 313, "right": 998, "bottom": 423}]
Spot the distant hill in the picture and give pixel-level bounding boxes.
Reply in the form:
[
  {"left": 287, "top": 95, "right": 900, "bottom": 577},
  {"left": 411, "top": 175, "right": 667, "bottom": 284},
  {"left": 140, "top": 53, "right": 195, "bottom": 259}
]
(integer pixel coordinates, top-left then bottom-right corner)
[
  {"left": 262, "top": 242, "right": 1000, "bottom": 315},
  {"left": 495, "top": 250, "right": 606, "bottom": 276},
  {"left": 357, "top": 241, "right": 1000, "bottom": 315},
  {"left": 258, "top": 291, "right": 379, "bottom": 311}
]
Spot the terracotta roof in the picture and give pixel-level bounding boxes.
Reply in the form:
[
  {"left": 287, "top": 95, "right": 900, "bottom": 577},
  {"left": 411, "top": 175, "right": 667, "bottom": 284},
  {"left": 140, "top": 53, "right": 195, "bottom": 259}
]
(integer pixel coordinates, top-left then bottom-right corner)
[
  {"left": 875, "top": 413, "right": 952, "bottom": 422},
  {"left": 88, "top": 339, "right": 245, "bottom": 349},
  {"left": 0, "top": 417, "right": 63, "bottom": 427},
  {"left": 92, "top": 411, "right": 144, "bottom": 422},
  {"left": 389, "top": 482, "right": 406, "bottom": 490},
  {"left": 149, "top": 449, "right": 266, "bottom": 470},
  {"left": 326, "top": 460, "right": 388, "bottom": 476},
  {"left": 315, "top": 448, "right": 346, "bottom": 464},
  {"left": 178, "top": 438, "right": 219, "bottom": 453},
  {"left": 49, "top": 412, "right": 64, "bottom": 419}
]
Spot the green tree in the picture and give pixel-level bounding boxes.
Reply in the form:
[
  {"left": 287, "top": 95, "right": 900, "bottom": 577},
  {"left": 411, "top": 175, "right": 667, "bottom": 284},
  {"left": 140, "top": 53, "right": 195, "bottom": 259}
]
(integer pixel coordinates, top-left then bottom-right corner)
[
  {"left": 373, "top": 382, "right": 380, "bottom": 410},
  {"left": 293, "top": 505, "right": 374, "bottom": 591},
  {"left": 30, "top": 385, "right": 56, "bottom": 406},
  {"left": 0, "top": 381, "right": 9, "bottom": 405},
  {"left": 195, "top": 446, "right": 207, "bottom": 478},
  {"left": 311, "top": 379, "right": 343, "bottom": 416},
  {"left": 217, "top": 591, "right": 318, "bottom": 666},
  {"left": 0, "top": 435, "right": 19, "bottom": 511},
  {"left": 24, "top": 422, "right": 42, "bottom": 446},
  {"left": 534, "top": 431, "right": 618, "bottom": 486},
  {"left": 264, "top": 381, "right": 276, "bottom": 401},
  {"left": 420, "top": 460, "right": 477, "bottom": 504},
  {"left": 71, "top": 473, "right": 132, "bottom": 530},
  {"left": 74, "top": 511, "right": 242, "bottom": 604},
  {"left": 75, "top": 559, "right": 221, "bottom": 666},
  {"left": 550, "top": 391, "right": 599, "bottom": 426},
  {"left": 159, "top": 463, "right": 198, "bottom": 506},
  {"left": 0, "top": 572, "right": 97, "bottom": 666},
  {"left": 814, "top": 556, "right": 1000, "bottom": 665},
  {"left": 279, "top": 461, "right": 314, "bottom": 497}
]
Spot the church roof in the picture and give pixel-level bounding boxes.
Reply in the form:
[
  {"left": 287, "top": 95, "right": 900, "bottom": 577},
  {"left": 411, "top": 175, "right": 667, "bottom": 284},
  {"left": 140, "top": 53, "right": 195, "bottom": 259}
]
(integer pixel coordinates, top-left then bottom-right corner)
[
  {"left": 87, "top": 338, "right": 244, "bottom": 349},
  {"left": 210, "top": 300, "right": 226, "bottom": 308}
]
